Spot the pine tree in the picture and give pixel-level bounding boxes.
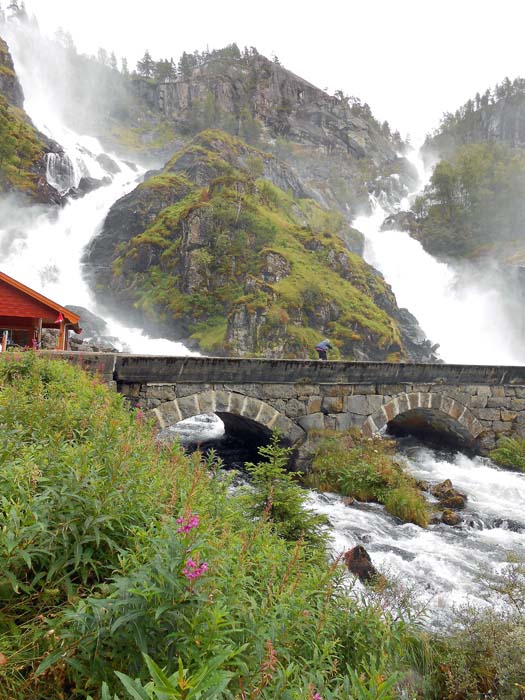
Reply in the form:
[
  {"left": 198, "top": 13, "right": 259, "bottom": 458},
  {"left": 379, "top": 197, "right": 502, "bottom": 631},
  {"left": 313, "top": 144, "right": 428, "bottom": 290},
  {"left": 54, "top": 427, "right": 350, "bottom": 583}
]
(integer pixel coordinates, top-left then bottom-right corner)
[
  {"left": 97, "top": 47, "right": 109, "bottom": 66},
  {"left": 240, "top": 433, "right": 326, "bottom": 547},
  {"left": 178, "top": 51, "right": 192, "bottom": 79},
  {"left": 137, "top": 49, "right": 154, "bottom": 78},
  {"left": 7, "top": 0, "right": 19, "bottom": 18},
  {"left": 121, "top": 57, "right": 129, "bottom": 76}
]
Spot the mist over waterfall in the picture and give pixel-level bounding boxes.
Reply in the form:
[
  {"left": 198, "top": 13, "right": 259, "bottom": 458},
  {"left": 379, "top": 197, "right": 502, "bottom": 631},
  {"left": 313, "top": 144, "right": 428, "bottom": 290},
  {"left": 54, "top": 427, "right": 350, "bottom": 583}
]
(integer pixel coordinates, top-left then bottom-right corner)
[
  {"left": 0, "top": 24, "right": 194, "bottom": 355},
  {"left": 355, "top": 153, "right": 525, "bottom": 366}
]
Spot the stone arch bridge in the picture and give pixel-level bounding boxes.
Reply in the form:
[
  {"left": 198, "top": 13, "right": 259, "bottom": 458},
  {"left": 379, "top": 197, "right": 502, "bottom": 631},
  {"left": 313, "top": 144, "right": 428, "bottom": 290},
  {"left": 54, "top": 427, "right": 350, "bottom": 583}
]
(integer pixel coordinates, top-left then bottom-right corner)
[{"left": 61, "top": 354, "right": 525, "bottom": 456}]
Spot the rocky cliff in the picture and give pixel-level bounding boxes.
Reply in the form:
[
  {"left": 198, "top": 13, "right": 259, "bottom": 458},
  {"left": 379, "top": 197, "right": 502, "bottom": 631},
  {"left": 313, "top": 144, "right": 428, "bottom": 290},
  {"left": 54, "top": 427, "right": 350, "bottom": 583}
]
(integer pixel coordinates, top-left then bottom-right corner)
[
  {"left": 0, "top": 35, "right": 23, "bottom": 107},
  {"left": 124, "top": 51, "right": 417, "bottom": 218},
  {"left": 424, "top": 82, "right": 525, "bottom": 162},
  {"left": 395, "top": 82, "right": 525, "bottom": 264},
  {"left": 85, "top": 129, "right": 435, "bottom": 361},
  {"left": 0, "top": 35, "right": 63, "bottom": 204},
  {"left": 0, "top": 23, "right": 419, "bottom": 217}
]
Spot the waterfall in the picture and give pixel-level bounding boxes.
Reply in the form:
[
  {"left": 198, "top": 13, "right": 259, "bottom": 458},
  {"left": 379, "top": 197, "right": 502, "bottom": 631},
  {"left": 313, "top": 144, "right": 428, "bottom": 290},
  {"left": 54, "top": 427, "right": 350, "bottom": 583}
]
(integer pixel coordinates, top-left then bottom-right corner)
[
  {"left": 354, "top": 152, "right": 525, "bottom": 365},
  {"left": 0, "top": 25, "right": 195, "bottom": 356},
  {"left": 45, "top": 152, "right": 79, "bottom": 194}
]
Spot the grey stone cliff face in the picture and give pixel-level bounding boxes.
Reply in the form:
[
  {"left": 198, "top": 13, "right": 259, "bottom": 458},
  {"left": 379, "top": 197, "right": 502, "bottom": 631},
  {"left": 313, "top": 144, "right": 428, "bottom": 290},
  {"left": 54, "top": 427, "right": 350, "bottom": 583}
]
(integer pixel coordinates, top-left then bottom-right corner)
[
  {"left": 130, "top": 54, "right": 416, "bottom": 216},
  {"left": 424, "top": 93, "right": 525, "bottom": 161}
]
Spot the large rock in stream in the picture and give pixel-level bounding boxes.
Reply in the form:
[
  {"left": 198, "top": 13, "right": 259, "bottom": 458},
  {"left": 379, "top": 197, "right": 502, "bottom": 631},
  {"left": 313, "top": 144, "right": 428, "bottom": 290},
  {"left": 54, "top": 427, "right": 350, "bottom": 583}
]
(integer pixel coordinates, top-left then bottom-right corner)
[
  {"left": 344, "top": 546, "right": 379, "bottom": 583},
  {"left": 430, "top": 479, "right": 468, "bottom": 510}
]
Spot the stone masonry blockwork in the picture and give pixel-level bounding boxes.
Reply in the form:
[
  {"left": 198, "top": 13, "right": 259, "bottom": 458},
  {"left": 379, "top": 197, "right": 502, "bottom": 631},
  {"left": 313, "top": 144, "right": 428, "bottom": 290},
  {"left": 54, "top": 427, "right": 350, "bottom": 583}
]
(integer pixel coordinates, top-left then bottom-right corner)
[{"left": 52, "top": 353, "right": 525, "bottom": 454}]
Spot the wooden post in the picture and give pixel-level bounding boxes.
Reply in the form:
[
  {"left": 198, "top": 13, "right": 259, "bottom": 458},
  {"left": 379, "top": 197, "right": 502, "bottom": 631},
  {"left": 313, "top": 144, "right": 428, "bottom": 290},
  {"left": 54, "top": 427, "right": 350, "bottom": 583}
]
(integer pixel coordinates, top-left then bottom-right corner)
[
  {"left": 57, "top": 321, "right": 65, "bottom": 350},
  {"left": 1, "top": 330, "right": 7, "bottom": 352}
]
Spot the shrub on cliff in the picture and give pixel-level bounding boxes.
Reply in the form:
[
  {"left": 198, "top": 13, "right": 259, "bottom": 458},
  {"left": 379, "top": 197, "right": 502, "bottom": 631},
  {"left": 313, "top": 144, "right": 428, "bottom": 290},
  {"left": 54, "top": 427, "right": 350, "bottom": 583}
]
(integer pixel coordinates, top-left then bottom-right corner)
[{"left": 412, "top": 142, "right": 525, "bottom": 259}]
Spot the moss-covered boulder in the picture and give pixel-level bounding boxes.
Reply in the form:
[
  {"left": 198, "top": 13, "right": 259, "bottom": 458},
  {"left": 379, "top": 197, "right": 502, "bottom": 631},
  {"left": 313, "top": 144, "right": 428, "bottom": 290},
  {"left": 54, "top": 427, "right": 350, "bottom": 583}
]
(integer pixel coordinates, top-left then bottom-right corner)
[{"left": 85, "top": 129, "right": 426, "bottom": 360}]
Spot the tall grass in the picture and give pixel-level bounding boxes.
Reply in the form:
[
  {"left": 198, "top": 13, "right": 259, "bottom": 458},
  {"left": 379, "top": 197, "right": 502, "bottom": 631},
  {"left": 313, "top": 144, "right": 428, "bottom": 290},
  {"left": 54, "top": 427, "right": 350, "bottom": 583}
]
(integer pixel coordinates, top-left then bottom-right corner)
[
  {"left": 0, "top": 354, "right": 427, "bottom": 699},
  {"left": 306, "top": 430, "right": 430, "bottom": 527},
  {"left": 490, "top": 436, "right": 525, "bottom": 472}
]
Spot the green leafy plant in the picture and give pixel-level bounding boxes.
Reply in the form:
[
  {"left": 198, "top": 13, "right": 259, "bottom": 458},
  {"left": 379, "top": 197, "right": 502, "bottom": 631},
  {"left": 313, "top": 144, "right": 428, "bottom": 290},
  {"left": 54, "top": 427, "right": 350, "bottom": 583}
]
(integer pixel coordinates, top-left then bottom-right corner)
[
  {"left": 241, "top": 432, "right": 328, "bottom": 546},
  {"left": 490, "top": 436, "right": 525, "bottom": 472}
]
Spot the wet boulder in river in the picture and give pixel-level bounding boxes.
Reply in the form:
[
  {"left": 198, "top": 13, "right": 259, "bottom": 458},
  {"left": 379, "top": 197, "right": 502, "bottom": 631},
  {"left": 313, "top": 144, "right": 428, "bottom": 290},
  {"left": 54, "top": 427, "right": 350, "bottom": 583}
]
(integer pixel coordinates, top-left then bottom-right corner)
[
  {"left": 344, "top": 545, "right": 379, "bottom": 583},
  {"left": 430, "top": 479, "right": 467, "bottom": 510}
]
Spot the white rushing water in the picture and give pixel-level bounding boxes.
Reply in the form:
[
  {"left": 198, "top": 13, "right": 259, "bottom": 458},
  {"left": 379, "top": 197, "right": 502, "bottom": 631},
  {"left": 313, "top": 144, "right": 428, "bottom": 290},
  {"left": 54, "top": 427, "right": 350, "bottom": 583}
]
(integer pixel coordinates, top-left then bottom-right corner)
[
  {"left": 0, "top": 26, "right": 194, "bottom": 356},
  {"left": 308, "top": 444, "right": 525, "bottom": 627},
  {"left": 355, "top": 153, "right": 525, "bottom": 366}
]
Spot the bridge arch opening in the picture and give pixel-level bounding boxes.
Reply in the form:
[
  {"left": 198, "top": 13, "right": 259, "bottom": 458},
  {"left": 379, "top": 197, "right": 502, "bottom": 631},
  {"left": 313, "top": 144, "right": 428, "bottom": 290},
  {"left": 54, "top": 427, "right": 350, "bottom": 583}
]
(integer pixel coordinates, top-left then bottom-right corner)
[
  {"left": 385, "top": 408, "right": 476, "bottom": 450},
  {"left": 159, "top": 412, "right": 275, "bottom": 469},
  {"left": 151, "top": 390, "right": 305, "bottom": 469},
  {"left": 363, "top": 392, "right": 483, "bottom": 451}
]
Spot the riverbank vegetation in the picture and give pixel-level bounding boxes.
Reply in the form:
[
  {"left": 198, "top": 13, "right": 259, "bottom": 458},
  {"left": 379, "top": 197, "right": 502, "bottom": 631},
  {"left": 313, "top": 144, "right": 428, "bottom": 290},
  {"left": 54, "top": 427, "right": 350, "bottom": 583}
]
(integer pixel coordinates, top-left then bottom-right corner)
[
  {"left": 490, "top": 436, "right": 525, "bottom": 472},
  {"left": 0, "top": 354, "right": 524, "bottom": 699},
  {"left": 305, "top": 430, "right": 430, "bottom": 527}
]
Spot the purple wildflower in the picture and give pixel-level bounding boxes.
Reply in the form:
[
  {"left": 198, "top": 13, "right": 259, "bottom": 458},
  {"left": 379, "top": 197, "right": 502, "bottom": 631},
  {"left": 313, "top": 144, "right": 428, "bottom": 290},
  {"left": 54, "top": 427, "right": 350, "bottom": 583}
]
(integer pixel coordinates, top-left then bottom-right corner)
[
  {"left": 313, "top": 694, "right": 322, "bottom": 700},
  {"left": 176, "top": 513, "right": 200, "bottom": 533},
  {"left": 182, "top": 558, "right": 208, "bottom": 580}
]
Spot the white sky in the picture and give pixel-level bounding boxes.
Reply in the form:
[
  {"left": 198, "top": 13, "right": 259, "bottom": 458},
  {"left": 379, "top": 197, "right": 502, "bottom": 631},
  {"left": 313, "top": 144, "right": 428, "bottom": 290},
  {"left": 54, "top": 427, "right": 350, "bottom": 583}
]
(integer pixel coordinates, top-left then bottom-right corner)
[{"left": 24, "top": 0, "right": 525, "bottom": 143}]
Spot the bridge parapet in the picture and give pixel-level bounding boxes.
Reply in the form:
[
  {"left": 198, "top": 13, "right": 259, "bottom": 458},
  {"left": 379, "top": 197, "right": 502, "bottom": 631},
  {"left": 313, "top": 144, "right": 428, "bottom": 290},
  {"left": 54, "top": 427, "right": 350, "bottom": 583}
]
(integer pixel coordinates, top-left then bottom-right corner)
[{"left": 50, "top": 353, "right": 525, "bottom": 454}]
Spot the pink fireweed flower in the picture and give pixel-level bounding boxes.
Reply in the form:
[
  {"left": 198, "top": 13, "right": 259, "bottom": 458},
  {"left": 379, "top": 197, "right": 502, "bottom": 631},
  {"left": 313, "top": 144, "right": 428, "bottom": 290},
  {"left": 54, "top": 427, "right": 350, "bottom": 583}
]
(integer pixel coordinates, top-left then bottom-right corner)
[
  {"left": 176, "top": 513, "right": 200, "bottom": 533},
  {"left": 313, "top": 694, "right": 322, "bottom": 700},
  {"left": 182, "top": 558, "right": 208, "bottom": 580}
]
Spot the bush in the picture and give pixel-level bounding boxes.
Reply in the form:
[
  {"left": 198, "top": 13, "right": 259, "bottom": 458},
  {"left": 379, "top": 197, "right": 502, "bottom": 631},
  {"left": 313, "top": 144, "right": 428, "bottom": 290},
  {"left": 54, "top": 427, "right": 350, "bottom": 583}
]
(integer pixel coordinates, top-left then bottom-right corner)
[
  {"left": 490, "top": 436, "right": 525, "bottom": 472},
  {"left": 0, "top": 352, "right": 184, "bottom": 598},
  {"left": 429, "top": 556, "right": 525, "bottom": 700},
  {"left": 307, "top": 431, "right": 430, "bottom": 527}
]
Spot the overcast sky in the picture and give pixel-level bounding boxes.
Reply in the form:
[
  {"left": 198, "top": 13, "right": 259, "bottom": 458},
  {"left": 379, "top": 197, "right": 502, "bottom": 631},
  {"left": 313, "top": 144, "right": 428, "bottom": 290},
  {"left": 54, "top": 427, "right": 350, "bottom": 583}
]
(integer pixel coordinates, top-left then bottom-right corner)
[{"left": 24, "top": 0, "right": 525, "bottom": 143}]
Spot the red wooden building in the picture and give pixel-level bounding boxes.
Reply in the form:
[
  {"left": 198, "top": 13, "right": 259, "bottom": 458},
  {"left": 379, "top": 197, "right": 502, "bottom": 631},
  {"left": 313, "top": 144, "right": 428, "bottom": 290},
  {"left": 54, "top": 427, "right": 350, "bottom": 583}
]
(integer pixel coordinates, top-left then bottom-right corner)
[{"left": 0, "top": 271, "right": 81, "bottom": 351}]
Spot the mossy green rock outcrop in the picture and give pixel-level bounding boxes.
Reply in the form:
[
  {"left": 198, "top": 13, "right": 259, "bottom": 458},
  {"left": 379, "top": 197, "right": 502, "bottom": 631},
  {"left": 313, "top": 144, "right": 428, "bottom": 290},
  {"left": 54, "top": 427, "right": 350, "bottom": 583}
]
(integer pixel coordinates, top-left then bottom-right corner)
[
  {"left": 0, "top": 35, "right": 63, "bottom": 204},
  {"left": 86, "top": 129, "right": 431, "bottom": 360}
]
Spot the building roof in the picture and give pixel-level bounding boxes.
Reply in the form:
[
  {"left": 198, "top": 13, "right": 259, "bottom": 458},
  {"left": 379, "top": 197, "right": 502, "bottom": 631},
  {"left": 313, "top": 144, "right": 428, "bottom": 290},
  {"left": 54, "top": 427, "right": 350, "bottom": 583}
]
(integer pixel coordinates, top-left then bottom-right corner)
[{"left": 0, "top": 271, "right": 81, "bottom": 330}]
